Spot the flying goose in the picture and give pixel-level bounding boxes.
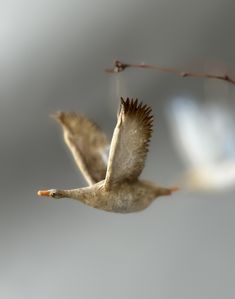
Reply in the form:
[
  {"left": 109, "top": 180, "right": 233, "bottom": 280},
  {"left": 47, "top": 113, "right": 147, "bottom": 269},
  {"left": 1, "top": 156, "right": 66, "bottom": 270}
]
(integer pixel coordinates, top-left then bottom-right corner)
[{"left": 38, "top": 98, "right": 178, "bottom": 213}]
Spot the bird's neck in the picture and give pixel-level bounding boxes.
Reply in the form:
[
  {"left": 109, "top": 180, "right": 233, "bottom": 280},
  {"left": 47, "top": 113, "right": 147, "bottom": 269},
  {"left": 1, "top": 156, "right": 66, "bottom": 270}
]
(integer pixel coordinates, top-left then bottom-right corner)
[{"left": 58, "top": 187, "right": 92, "bottom": 203}]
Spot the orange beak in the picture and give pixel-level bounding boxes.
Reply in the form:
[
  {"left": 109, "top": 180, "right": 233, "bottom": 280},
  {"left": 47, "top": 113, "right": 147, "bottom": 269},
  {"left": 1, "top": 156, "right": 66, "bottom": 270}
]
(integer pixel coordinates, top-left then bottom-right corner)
[{"left": 37, "top": 190, "right": 50, "bottom": 197}]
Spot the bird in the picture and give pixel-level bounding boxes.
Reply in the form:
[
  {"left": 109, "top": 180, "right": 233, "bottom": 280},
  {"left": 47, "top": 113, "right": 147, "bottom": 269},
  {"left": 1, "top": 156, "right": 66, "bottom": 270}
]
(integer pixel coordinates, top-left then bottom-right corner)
[
  {"left": 37, "top": 98, "right": 178, "bottom": 213},
  {"left": 168, "top": 97, "right": 235, "bottom": 192}
]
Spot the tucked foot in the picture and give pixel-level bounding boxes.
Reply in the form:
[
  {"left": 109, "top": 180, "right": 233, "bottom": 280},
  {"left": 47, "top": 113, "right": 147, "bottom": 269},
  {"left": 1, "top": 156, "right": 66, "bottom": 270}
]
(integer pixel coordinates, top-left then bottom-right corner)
[
  {"left": 156, "top": 186, "right": 179, "bottom": 196},
  {"left": 168, "top": 186, "right": 179, "bottom": 194}
]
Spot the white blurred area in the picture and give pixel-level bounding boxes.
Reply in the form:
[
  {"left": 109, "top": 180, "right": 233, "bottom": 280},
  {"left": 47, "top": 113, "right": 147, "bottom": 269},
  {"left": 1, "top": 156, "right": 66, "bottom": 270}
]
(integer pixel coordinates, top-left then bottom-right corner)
[{"left": 168, "top": 94, "right": 235, "bottom": 192}]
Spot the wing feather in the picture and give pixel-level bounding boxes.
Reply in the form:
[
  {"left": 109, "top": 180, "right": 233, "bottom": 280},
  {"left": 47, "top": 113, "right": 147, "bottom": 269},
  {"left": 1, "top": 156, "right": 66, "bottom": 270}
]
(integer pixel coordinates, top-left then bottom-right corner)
[
  {"left": 104, "top": 98, "right": 153, "bottom": 189},
  {"left": 53, "top": 112, "right": 109, "bottom": 185}
]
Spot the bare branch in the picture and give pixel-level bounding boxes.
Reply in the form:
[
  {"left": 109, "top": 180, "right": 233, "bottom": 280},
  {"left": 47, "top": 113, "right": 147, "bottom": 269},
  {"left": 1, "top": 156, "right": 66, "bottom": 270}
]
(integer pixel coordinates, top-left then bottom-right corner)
[{"left": 105, "top": 60, "right": 235, "bottom": 85}]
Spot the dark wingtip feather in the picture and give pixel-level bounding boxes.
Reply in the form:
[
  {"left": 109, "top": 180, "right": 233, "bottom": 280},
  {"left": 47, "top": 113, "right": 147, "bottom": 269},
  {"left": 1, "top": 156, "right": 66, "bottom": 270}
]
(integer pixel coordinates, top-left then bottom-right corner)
[
  {"left": 119, "top": 97, "right": 154, "bottom": 152},
  {"left": 120, "top": 97, "right": 153, "bottom": 128}
]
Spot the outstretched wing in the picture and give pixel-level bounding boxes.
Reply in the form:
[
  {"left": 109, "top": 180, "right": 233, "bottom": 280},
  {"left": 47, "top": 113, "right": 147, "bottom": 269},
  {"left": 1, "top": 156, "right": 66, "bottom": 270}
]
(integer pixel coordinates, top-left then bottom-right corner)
[
  {"left": 54, "top": 112, "right": 109, "bottom": 185},
  {"left": 104, "top": 98, "right": 153, "bottom": 189}
]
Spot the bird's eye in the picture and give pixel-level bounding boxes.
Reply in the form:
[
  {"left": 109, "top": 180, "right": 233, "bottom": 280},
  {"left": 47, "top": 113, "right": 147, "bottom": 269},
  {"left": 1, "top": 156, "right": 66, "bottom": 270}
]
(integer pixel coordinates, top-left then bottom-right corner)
[{"left": 51, "top": 192, "right": 56, "bottom": 198}]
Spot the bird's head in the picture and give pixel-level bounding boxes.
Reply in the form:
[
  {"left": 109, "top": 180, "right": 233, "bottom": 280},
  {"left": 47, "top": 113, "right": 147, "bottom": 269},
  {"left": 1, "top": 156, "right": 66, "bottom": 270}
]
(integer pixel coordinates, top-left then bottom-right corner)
[{"left": 37, "top": 189, "right": 64, "bottom": 199}]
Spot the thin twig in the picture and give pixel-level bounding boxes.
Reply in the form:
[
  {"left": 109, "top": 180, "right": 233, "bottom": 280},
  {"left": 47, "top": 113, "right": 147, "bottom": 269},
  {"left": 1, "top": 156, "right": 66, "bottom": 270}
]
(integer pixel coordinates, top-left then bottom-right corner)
[{"left": 105, "top": 60, "right": 235, "bottom": 85}]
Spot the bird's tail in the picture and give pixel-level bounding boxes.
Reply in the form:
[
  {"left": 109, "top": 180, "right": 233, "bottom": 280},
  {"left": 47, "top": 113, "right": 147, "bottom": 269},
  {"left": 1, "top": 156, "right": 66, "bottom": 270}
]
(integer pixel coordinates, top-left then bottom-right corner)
[{"left": 156, "top": 186, "right": 179, "bottom": 196}]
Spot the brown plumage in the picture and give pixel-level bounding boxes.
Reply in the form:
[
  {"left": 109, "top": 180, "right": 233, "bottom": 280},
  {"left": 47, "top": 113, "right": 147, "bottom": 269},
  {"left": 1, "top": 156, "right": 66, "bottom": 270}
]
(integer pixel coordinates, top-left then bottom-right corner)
[
  {"left": 52, "top": 111, "right": 109, "bottom": 185},
  {"left": 38, "top": 98, "right": 178, "bottom": 213}
]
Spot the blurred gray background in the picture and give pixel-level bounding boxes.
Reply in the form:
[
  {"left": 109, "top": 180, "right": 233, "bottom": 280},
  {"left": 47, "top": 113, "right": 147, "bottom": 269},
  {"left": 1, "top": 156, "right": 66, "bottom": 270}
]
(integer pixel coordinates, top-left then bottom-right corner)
[{"left": 1, "top": 0, "right": 235, "bottom": 298}]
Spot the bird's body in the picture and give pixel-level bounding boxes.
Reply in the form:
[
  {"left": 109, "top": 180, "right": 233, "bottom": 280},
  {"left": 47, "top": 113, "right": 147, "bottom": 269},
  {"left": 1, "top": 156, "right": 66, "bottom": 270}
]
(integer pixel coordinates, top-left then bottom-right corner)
[
  {"left": 38, "top": 98, "right": 177, "bottom": 213},
  {"left": 50, "top": 180, "right": 173, "bottom": 213}
]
